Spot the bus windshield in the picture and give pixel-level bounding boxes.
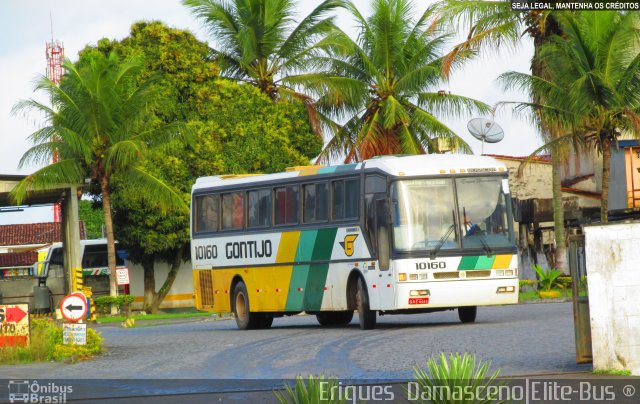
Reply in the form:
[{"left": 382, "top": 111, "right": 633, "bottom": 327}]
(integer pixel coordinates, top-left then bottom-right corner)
[{"left": 392, "top": 176, "right": 513, "bottom": 253}]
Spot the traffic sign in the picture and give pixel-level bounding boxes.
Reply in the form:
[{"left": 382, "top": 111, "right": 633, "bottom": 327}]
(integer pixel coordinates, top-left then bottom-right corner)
[
  {"left": 63, "top": 323, "right": 87, "bottom": 345},
  {"left": 59, "top": 292, "right": 88, "bottom": 323},
  {"left": 0, "top": 303, "right": 30, "bottom": 347},
  {"left": 115, "top": 268, "right": 130, "bottom": 285}
]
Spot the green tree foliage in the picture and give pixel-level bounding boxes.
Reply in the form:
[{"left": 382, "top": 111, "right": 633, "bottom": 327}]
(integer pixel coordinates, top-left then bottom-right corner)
[
  {"left": 78, "top": 200, "right": 105, "bottom": 239},
  {"left": 314, "top": 0, "right": 489, "bottom": 162},
  {"left": 182, "top": 0, "right": 340, "bottom": 100},
  {"left": 435, "top": 0, "right": 569, "bottom": 272},
  {"left": 80, "top": 22, "right": 321, "bottom": 312},
  {"left": 11, "top": 53, "right": 187, "bottom": 314},
  {"left": 500, "top": 11, "right": 640, "bottom": 223}
]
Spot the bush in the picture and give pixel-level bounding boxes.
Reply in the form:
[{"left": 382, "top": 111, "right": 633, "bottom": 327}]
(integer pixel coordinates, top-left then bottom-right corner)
[
  {"left": 0, "top": 319, "right": 103, "bottom": 364},
  {"left": 518, "top": 279, "right": 538, "bottom": 292},
  {"left": 46, "top": 322, "right": 104, "bottom": 362},
  {"left": 410, "top": 352, "right": 508, "bottom": 404},
  {"left": 274, "top": 375, "right": 347, "bottom": 404},
  {"left": 532, "top": 265, "right": 562, "bottom": 292},
  {"left": 94, "top": 295, "right": 135, "bottom": 315}
]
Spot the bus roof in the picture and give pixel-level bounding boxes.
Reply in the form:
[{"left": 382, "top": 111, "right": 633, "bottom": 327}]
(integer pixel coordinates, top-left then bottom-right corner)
[{"left": 192, "top": 154, "right": 507, "bottom": 192}]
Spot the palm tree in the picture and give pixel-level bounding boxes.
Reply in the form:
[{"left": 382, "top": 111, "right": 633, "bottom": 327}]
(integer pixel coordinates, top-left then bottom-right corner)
[
  {"left": 435, "top": 0, "right": 569, "bottom": 271},
  {"left": 11, "top": 53, "right": 188, "bottom": 313},
  {"left": 500, "top": 11, "right": 640, "bottom": 223},
  {"left": 182, "top": 0, "right": 342, "bottom": 134},
  {"left": 313, "top": 0, "right": 489, "bottom": 162}
]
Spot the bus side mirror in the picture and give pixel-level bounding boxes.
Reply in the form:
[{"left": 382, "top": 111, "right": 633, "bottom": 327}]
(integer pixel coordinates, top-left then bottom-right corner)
[{"left": 376, "top": 200, "right": 391, "bottom": 271}]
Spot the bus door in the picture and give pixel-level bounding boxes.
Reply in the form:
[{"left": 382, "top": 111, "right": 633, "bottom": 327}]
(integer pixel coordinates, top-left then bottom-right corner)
[{"left": 365, "top": 175, "right": 395, "bottom": 310}]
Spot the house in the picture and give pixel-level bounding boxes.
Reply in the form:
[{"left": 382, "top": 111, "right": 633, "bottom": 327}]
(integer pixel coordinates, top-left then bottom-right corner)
[{"left": 0, "top": 222, "right": 86, "bottom": 307}]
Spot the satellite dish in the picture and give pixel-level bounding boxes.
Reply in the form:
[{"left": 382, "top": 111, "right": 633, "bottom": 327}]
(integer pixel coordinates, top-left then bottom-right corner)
[{"left": 467, "top": 117, "right": 504, "bottom": 155}]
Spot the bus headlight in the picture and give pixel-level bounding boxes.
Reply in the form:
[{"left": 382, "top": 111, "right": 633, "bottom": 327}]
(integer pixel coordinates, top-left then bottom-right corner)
[
  {"left": 410, "top": 290, "right": 430, "bottom": 296},
  {"left": 496, "top": 286, "right": 516, "bottom": 293},
  {"left": 398, "top": 273, "right": 407, "bottom": 282}
]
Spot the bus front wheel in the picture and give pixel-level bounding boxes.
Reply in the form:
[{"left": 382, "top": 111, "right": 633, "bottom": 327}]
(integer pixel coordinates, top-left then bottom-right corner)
[
  {"left": 356, "top": 277, "right": 376, "bottom": 330},
  {"left": 458, "top": 306, "right": 477, "bottom": 323},
  {"left": 232, "top": 281, "right": 261, "bottom": 330}
]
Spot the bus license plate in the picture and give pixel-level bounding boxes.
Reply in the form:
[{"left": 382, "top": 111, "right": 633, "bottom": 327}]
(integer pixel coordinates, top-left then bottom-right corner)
[{"left": 408, "top": 297, "right": 429, "bottom": 305}]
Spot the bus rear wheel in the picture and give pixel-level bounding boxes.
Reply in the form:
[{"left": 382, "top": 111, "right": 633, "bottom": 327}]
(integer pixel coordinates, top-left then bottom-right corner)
[
  {"left": 232, "top": 281, "right": 261, "bottom": 330},
  {"left": 316, "top": 311, "right": 354, "bottom": 326},
  {"left": 356, "top": 277, "right": 376, "bottom": 330},
  {"left": 458, "top": 306, "right": 477, "bottom": 323}
]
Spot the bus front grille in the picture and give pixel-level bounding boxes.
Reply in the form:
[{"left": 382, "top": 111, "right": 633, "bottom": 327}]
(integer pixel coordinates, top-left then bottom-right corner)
[
  {"left": 465, "top": 270, "right": 491, "bottom": 278},
  {"left": 199, "top": 270, "right": 215, "bottom": 306},
  {"left": 433, "top": 272, "right": 459, "bottom": 279}
]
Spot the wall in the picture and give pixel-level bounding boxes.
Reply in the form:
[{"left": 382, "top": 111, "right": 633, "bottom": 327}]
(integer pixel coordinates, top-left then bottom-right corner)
[
  {"left": 497, "top": 158, "right": 553, "bottom": 201},
  {"left": 585, "top": 223, "right": 640, "bottom": 375},
  {"left": 127, "top": 259, "right": 194, "bottom": 309}
]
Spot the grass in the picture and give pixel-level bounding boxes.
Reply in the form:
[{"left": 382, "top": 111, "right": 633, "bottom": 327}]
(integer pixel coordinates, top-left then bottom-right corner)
[
  {"left": 96, "top": 311, "right": 214, "bottom": 324},
  {"left": 593, "top": 369, "right": 632, "bottom": 376},
  {"left": 0, "top": 319, "right": 50, "bottom": 364}
]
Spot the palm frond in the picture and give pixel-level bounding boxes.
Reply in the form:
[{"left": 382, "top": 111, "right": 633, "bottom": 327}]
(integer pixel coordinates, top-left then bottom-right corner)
[
  {"left": 10, "top": 159, "right": 86, "bottom": 204},
  {"left": 417, "top": 91, "right": 491, "bottom": 119},
  {"left": 122, "top": 166, "right": 189, "bottom": 214}
]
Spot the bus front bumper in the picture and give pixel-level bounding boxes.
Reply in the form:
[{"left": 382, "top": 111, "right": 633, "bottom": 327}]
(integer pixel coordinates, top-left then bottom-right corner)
[{"left": 394, "top": 278, "right": 519, "bottom": 309}]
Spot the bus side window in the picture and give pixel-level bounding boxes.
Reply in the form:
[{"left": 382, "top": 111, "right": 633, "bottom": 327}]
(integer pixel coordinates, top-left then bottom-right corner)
[
  {"left": 332, "top": 178, "right": 359, "bottom": 220},
  {"left": 248, "top": 189, "right": 271, "bottom": 228},
  {"left": 303, "top": 182, "right": 328, "bottom": 223},
  {"left": 275, "top": 185, "right": 299, "bottom": 225},
  {"left": 48, "top": 247, "right": 65, "bottom": 278},
  {"left": 365, "top": 175, "right": 386, "bottom": 194},
  {"left": 196, "top": 194, "right": 219, "bottom": 233},
  {"left": 82, "top": 244, "right": 125, "bottom": 268},
  {"left": 222, "top": 192, "right": 244, "bottom": 230},
  {"left": 49, "top": 248, "right": 64, "bottom": 266}
]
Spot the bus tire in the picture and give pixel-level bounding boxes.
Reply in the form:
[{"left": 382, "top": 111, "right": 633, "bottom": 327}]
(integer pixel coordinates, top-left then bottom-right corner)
[
  {"left": 316, "top": 311, "right": 354, "bottom": 326},
  {"left": 458, "top": 306, "right": 477, "bottom": 323},
  {"left": 356, "top": 277, "right": 376, "bottom": 330},
  {"left": 232, "top": 281, "right": 259, "bottom": 330}
]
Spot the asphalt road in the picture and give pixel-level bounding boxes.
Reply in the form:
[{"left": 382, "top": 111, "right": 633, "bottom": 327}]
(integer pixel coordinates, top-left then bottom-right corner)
[{"left": 0, "top": 302, "right": 593, "bottom": 401}]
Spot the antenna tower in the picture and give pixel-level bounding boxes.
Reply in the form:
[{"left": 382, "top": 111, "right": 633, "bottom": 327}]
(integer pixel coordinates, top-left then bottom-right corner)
[{"left": 46, "top": 15, "right": 64, "bottom": 222}]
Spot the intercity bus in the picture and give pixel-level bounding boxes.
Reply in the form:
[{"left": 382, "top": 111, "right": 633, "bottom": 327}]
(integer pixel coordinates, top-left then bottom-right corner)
[{"left": 190, "top": 154, "right": 518, "bottom": 330}]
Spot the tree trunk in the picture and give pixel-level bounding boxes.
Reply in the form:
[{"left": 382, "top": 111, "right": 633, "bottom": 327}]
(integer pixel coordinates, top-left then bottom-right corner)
[
  {"left": 142, "top": 254, "right": 156, "bottom": 313},
  {"left": 150, "top": 248, "right": 184, "bottom": 313},
  {"left": 100, "top": 176, "right": 119, "bottom": 315},
  {"left": 551, "top": 149, "right": 568, "bottom": 274},
  {"left": 601, "top": 139, "right": 611, "bottom": 224}
]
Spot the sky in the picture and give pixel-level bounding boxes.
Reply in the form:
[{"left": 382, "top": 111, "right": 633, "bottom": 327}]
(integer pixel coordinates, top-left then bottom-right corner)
[{"left": 0, "top": 0, "right": 537, "bottom": 224}]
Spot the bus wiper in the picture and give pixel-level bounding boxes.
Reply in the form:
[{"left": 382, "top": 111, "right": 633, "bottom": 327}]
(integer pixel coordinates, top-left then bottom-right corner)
[
  {"left": 477, "top": 233, "right": 493, "bottom": 257},
  {"left": 430, "top": 223, "right": 455, "bottom": 260}
]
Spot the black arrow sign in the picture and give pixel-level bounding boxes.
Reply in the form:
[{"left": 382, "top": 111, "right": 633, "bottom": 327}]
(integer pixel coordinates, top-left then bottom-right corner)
[{"left": 65, "top": 304, "right": 84, "bottom": 312}]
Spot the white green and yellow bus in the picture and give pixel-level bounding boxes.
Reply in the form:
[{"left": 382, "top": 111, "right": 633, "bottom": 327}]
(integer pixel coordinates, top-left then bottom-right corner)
[{"left": 190, "top": 154, "right": 518, "bottom": 330}]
